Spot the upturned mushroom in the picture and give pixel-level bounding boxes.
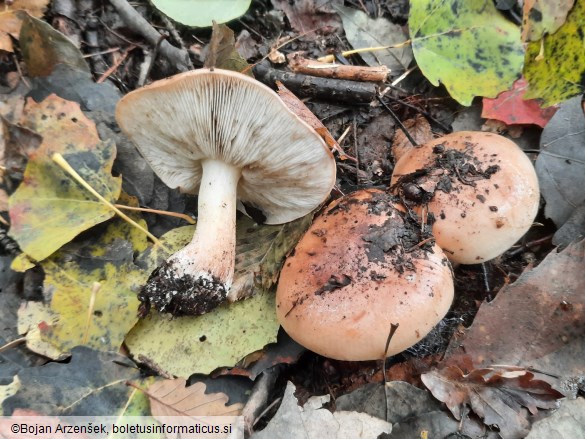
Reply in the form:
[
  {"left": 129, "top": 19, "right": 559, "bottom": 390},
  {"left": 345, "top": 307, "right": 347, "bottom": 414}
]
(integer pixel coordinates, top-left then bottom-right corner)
[
  {"left": 391, "top": 131, "right": 540, "bottom": 264},
  {"left": 116, "top": 68, "right": 336, "bottom": 316},
  {"left": 276, "top": 189, "right": 454, "bottom": 361}
]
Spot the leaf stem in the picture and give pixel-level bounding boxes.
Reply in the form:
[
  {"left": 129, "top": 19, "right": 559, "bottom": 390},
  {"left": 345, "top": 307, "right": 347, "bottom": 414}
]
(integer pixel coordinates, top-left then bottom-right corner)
[
  {"left": 114, "top": 204, "right": 195, "bottom": 224},
  {"left": 317, "top": 40, "right": 412, "bottom": 63},
  {"left": 51, "top": 153, "right": 168, "bottom": 250}
]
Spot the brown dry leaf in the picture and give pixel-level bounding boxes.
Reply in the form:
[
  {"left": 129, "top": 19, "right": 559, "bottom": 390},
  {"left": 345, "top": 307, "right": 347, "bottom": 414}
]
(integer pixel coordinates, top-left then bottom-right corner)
[
  {"left": 391, "top": 115, "right": 433, "bottom": 162},
  {"left": 0, "top": 29, "right": 13, "bottom": 52},
  {"left": 148, "top": 378, "right": 243, "bottom": 417},
  {"left": 421, "top": 366, "right": 563, "bottom": 439},
  {"left": 460, "top": 239, "right": 585, "bottom": 369},
  {"left": 0, "top": 0, "right": 49, "bottom": 52},
  {"left": 271, "top": 0, "right": 342, "bottom": 34},
  {"left": 0, "top": 117, "right": 42, "bottom": 182},
  {"left": 276, "top": 81, "right": 344, "bottom": 157},
  {"left": 205, "top": 22, "right": 251, "bottom": 75}
]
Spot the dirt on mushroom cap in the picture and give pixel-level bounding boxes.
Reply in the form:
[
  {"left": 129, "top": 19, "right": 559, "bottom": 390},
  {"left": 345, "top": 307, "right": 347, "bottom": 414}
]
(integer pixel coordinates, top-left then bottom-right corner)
[
  {"left": 276, "top": 189, "right": 454, "bottom": 361},
  {"left": 390, "top": 131, "right": 540, "bottom": 264}
]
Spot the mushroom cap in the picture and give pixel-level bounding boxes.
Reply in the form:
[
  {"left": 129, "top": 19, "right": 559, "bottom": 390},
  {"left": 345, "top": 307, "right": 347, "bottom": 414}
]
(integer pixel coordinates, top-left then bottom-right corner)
[
  {"left": 391, "top": 131, "right": 540, "bottom": 264},
  {"left": 276, "top": 189, "right": 454, "bottom": 361},
  {"left": 116, "top": 68, "right": 336, "bottom": 224}
]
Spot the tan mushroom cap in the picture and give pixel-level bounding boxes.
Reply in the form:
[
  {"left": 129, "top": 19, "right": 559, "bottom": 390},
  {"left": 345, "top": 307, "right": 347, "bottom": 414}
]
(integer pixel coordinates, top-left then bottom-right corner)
[
  {"left": 116, "top": 68, "right": 336, "bottom": 224},
  {"left": 391, "top": 131, "right": 540, "bottom": 264},
  {"left": 276, "top": 189, "right": 454, "bottom": 361}
]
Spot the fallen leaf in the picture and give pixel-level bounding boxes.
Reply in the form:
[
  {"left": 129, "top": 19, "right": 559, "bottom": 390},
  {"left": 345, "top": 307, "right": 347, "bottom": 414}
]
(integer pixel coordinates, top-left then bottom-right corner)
[
  {"left": 553, "top": 201, "right": 585, "bottom": 248},
  {"left": 276, "top": 81, "right": 342, "bottom": 159},
  {"left": 481, "top": 78, "right": 558, "bottom": 128},
  {"left": 145, "top": 378, "right": 243, "bottom": 439},
  {"left": 336, "top": 381, "right": 496, "bottom": 438},
  {"left": 526, "top": 397, "right": 585, "bottom": 438},
  {"left": 36, "top": 213, "right": 147, "bottom": 352},
  {"left": 410, "top": 0, "right": 524, "bottom": 106},
  {"left": 19, "top": 13, "right": 89, "bottom": 77},
  {"left": 205, "top": 22, "right": 251, "bottom": 75},
  {"left": 235, "top": 330, "right": 306, "bottom": 380},
  {"left": 455, "top": 239, "right": 585, "bottom": 387},
  {"left": 9, "top": 96, "right": 122, "bottom": 262},
  {"left": 522, "top": 0, "right": 576, "bottom": 42},
  {"left": 0, "top": 257, "right": 33, "bottom": 384},
  {"left": 334, "top": 5, "right": 413, "bottom": 73},
  {"left": 253, "top": 381, "right": 392, "bottom": 438},
  {"left": 16, "top": 302, "right": 66, "bottom": 361},
  {"left": 391, "top": 115, "right": 433, "bottom": 161},
  {"left": 120, "top": 376, "right": 158, "bottom": 417},
  {"left": 0, "top": 116, "right": 42, "bottom": 182},
  {"left": 2, "top": 346, "right": 141, "bottom": 416},
  {"left": 0, "top": 1, "right": 49, "bottom": 52},
  {"left": 535, "top": 96, "right": 585, "bottom": 226},
  {"left": 336, "top": 381, "right": 441, "bottom": 424},
  {"left": 27, "top": 64, "right": 121, "bottom": 113},
  {"left": 125, "top": 290, "right": 278, "bottom": 378},
  {"left": 0, "top": 378, "right": 20, "bottom": 416},
  {"left": 150, "top": 0, "right": 251, "bottom": 27},
  {"left": 148, "top": 378, "right": 243, "bottom": 417},
  {"left": 524, "top": 0, "right": 585, "bottom": 105},
  {"left": 271, "top": 0, "right": 342, "bottom": 34},
  {"left": 421, "top": 366, "right": 563, "bottom": 439}
]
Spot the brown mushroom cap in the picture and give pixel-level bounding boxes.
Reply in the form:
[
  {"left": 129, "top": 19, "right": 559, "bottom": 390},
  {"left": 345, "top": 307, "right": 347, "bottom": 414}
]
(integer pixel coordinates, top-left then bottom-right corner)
[
  {"left": 276, "top": 189, "right": 454, "bottom": 361},
  {"left": 391, "top": 131, "right": 540, "bottom": 264}
]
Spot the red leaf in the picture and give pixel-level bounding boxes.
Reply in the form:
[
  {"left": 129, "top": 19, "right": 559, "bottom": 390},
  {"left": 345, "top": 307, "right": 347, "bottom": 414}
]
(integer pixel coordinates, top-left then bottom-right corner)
[{"left": 482, "top": 78, "right": 557, "bottom": 128}]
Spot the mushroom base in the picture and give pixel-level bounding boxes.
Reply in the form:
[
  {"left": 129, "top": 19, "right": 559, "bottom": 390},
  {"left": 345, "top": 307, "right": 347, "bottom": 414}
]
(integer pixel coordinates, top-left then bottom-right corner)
[{"left": 138, "top": 259, "right": 227, "bottom": 317}]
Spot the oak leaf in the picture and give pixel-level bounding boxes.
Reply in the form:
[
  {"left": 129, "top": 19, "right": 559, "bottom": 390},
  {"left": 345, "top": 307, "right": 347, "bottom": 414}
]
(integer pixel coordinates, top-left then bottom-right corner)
[{"left": 421, "top": 366, "right": 563, "bottom": 439}]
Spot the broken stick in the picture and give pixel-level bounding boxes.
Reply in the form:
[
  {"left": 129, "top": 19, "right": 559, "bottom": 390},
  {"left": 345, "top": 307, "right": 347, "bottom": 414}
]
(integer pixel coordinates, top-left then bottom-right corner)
[{"left": 288, "top": 52, "right": 389, "bottom": 82}]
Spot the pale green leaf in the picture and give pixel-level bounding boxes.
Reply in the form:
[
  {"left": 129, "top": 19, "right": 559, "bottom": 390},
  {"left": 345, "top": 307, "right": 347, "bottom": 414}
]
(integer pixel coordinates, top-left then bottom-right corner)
[
  {"left": 151, "top": 0, "right": 251, "bottom": 27},
  {"left": 125, "top": 291, "right": 278, "bottom": 377},
  {"left": 409, "top": 0, "right": 524, "bottom": 106}
]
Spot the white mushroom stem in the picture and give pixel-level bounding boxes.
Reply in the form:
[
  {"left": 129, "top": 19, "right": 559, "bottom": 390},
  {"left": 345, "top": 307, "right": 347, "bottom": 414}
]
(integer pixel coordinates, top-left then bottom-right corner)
[{"left": 170, "top": 158, "right": 241, "bottom": 288}]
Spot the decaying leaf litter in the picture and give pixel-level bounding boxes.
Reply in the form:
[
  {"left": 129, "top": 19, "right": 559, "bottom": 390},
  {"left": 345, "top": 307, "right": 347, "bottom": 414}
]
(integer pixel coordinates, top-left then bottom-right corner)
[{"left": 0, "top": 0, "right": 584, "bottom": 437}]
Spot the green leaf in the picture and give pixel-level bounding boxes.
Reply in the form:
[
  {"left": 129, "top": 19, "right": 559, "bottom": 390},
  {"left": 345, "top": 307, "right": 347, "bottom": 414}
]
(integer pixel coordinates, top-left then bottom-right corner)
[
  {"left": 125, "top": 290, "right": 278, "bottom": 377},
  {"left": 151, "top": 0, "right": 252, "bottom": 27},
  {"left": 523, "top": 0, "right": 585, "bottom": 106},
  {"left": 38, "top": 214, "right": 149, "bottom": 352},
  {"left": 409, "top": 0, "right": 524, "bottom": 106},
  {"left": 8, "top": 96, "right": 122, "bottom": 262}
]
